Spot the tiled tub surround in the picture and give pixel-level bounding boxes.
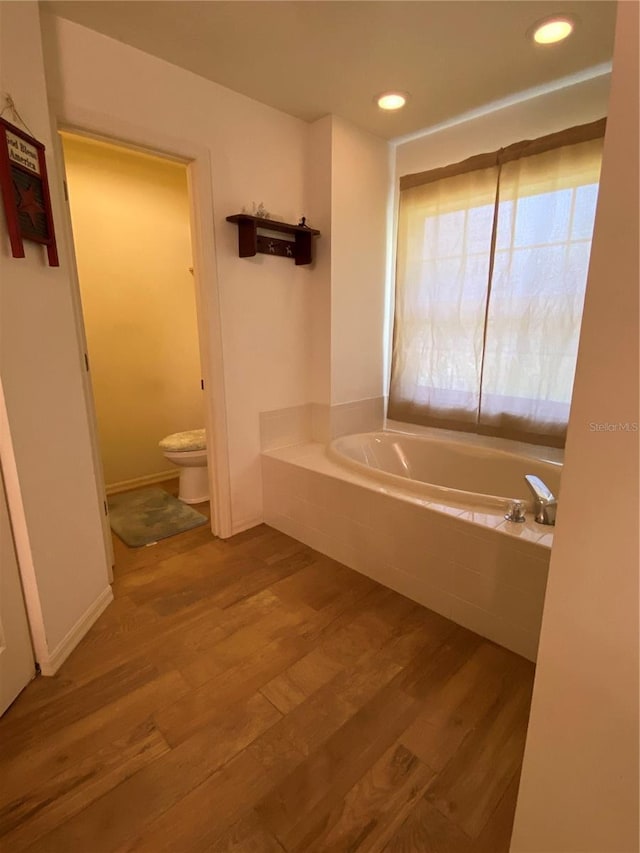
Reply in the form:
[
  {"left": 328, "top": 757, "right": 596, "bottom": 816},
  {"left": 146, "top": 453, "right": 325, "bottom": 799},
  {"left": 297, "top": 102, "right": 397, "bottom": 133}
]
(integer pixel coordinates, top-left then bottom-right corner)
[
  {"left": 262, "top": 441, "right": 557, "bottom": 661},
  {"left": 259, "top": 397, "right": 385, "bottom": 451}
]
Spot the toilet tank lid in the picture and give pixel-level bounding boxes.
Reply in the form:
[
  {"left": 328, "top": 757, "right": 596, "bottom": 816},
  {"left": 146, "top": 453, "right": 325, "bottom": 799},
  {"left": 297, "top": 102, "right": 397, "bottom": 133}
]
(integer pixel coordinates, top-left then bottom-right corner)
[{"left": 159, "top": 429, "right": 206, "bottom": 452}]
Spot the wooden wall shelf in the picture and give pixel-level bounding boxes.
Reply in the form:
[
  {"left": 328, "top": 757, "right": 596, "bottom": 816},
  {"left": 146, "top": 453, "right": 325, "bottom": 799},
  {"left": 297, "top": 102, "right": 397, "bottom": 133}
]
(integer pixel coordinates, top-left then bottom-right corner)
[{"left": 226, "top": 214, "right": 320, "bottom": 266}]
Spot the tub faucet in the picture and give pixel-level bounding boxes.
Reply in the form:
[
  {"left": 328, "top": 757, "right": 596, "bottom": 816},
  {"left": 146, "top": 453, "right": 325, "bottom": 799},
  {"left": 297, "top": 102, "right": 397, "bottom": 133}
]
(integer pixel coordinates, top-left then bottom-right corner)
[{"left": 525, "top": 475, "right": 557, "bottom": 526}]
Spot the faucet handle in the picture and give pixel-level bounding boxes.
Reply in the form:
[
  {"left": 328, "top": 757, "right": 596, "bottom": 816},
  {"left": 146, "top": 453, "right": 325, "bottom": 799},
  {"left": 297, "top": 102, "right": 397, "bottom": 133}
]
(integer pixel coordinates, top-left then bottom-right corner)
[{"left": 504, "top": 499, "right": 526, "bottom": 523}]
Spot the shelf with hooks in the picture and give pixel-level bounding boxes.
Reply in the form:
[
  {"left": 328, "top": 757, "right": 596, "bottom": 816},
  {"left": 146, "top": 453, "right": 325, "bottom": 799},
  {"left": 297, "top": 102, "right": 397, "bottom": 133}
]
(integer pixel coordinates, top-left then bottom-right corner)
[{"left": 226, "top": 214, "right": 320, "bottom": 266}]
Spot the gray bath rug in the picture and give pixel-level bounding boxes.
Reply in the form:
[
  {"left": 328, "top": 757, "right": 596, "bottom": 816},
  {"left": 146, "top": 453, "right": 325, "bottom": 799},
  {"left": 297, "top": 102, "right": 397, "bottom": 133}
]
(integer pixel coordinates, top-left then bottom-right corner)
[{"left": 108, "top": 487, "right": 208, "bottom": 548}]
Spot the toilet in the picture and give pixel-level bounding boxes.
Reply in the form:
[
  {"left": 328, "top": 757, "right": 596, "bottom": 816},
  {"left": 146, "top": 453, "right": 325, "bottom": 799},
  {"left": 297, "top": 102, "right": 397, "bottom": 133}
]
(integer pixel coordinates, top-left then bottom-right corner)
[{"left": 159, "top": 428, "right": 209, "bottom": 504}]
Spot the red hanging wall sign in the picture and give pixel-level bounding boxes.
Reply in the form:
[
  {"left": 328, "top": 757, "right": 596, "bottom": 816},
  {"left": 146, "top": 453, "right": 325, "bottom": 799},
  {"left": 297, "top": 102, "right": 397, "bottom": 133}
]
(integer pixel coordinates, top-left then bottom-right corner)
[{"left": 0, "top": 117, "right": 59, "bottom": 266}]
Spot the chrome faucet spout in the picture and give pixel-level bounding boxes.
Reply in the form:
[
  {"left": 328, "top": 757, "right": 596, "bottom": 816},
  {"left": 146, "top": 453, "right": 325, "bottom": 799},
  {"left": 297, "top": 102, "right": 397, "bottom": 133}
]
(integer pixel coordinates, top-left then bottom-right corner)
[{"left": 525, "top": 475, "right": 557, "bottom": 526}]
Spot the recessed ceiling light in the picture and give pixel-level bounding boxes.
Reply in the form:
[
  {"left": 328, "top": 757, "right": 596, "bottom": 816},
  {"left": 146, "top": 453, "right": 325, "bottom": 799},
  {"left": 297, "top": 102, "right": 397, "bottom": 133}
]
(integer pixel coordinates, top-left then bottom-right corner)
[
  {"left": 377, "top": 92, "right": 408, "bottom": 111},
  {"left": 532, "top": 16, "right": 575, "bottom": 44}
]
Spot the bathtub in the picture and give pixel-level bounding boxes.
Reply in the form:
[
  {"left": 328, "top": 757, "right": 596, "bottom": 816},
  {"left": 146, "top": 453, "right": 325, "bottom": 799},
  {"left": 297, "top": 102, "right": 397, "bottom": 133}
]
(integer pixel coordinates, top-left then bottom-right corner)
[
  {"left": 262, "top": 425, "right": 561, "bottom": 661},
  {"left": 328, "top": 429, "right": 562, "bottom": 512}
]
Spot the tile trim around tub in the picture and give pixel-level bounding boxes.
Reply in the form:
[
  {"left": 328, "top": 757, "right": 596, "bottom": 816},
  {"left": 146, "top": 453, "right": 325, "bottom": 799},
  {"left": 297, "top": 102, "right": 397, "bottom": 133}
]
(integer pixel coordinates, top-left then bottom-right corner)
[
  {"left": 260, "top": 397, "right": 386, "bottom": 451},
  {"left": 259, "top": 404, "right": 313, "bottom": 452}
]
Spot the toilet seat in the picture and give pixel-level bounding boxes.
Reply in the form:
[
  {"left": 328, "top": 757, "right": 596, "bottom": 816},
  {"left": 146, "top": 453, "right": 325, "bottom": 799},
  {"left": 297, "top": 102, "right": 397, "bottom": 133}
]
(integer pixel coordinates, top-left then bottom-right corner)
[{"left": 159, "top": 428, "right": 206, "bottom": 453}]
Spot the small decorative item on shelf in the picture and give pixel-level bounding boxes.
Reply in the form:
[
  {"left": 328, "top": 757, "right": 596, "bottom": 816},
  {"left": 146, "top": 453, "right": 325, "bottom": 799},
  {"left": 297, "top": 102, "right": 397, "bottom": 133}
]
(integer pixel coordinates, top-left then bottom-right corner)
[
  {"left": 241, "top": 201, "right": 270, "bottom": 219},
  {"left": 226, "top": 212, "right": 320, "bottom": 266}
]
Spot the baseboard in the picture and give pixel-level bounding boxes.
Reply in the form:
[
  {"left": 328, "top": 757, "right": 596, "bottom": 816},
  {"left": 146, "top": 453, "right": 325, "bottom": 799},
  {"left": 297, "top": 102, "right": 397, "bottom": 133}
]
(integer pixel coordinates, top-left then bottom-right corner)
[
  {"left": 38, "top": 586, "right": 114, "bottom": 676},
  {"left": 230, "top": 515, "right": 264, "bottom": 537},
  {"left": 105, "top": 471, "right": 177, "bottom": 495}
]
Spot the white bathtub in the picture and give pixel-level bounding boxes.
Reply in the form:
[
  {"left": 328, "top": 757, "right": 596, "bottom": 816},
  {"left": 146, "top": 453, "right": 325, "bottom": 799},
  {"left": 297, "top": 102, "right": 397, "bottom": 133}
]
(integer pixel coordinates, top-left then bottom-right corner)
[{"left": 328, "top": 429, "right": 562, "bottom": 512}]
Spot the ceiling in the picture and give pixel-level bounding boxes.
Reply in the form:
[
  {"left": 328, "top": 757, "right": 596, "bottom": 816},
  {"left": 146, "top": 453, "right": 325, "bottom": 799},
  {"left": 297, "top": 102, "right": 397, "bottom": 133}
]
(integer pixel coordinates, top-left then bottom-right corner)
[{"left": 43, "top": 1, "right": 617, "bottom": 140}]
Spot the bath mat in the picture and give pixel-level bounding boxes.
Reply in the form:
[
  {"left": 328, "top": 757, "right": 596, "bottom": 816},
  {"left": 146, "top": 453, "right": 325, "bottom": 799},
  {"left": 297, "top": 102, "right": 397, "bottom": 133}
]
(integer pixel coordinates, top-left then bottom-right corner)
[{"left": 108, "top": 487, "right": 208, "bottom": 548}]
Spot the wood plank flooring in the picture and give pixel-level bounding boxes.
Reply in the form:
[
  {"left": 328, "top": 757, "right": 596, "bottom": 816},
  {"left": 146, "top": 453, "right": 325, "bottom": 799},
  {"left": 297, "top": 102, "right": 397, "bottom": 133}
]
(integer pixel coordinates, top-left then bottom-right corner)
[{"left": 0, "top": 480, "right": 535, "bottom": 852}]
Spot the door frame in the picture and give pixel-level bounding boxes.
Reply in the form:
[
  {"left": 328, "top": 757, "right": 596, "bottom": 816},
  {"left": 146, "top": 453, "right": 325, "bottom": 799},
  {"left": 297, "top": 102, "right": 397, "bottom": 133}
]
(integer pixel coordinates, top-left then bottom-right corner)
[
  {"left": 0, "top": 373, "right": 46, "bottom": 667},
  {"left": 0, "top": 455, "right": 36, "bottom": 714},
  {"left": 48, "top": 102, "right": 233, "bottom": 544}
]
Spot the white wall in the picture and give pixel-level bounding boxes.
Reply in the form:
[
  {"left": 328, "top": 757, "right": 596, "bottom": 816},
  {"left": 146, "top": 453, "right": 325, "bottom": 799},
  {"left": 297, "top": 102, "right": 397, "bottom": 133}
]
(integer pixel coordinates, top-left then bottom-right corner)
[
  {"left": 330, "top": 117, "right": 388, "bottom": 405},
  {"left": 306, "top": 116, "right": 333, "bottom": 408},
  {"left": 396, "top": 73, "right": 611, "bottom": 177},
  {"left": 0, "top": 2, "right": 110, "bottom": 657},
  {"left": 61, "top": 134, "right": 202, "bottom": 489},
  {"left": 511, "top": 2, "right": 638, "bottom": 850},
  {"left": 41, "top": 13, "right": 312, "bottom": 532},
  {"left": 305, "top": 115, "right": 390, "bottom": 440}
]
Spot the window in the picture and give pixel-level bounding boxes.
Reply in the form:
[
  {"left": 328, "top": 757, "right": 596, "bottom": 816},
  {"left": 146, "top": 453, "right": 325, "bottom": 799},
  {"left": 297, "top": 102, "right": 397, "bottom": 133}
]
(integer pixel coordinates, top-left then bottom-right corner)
[{"left": 389, "top": 119, "right": 605, "bottom": 447}]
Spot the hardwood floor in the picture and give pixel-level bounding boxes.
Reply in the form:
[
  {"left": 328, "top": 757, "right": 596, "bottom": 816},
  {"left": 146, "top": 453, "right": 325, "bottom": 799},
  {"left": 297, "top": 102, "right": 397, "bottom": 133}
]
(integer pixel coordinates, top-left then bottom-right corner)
[{"left": 0, "top": 480, "right": 535, "bottom": 852}]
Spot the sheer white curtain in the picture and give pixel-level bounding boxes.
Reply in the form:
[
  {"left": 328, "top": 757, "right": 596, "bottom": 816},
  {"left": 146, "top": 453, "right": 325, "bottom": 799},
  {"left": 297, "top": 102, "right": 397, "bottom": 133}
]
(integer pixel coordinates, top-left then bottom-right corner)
[
  {"left": 389, "top": 125, "right": 604, "bottom": 446},
  {"left": 391, "top": 166, "right": 498, "bottom": 426}
]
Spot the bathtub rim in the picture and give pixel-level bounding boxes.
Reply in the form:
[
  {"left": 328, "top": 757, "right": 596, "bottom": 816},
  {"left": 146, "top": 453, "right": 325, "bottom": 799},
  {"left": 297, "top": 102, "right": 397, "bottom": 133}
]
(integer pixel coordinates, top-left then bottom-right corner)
[{"left": 385, "top": 419, "right": 564, "bottom": 465}]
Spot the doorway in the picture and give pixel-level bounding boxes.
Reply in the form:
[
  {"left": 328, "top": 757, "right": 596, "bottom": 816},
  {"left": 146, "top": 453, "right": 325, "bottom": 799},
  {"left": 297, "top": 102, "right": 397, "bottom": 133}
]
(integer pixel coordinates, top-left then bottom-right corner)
[{"left": 59, "top": 132, "right": 215, "bottom": 566}]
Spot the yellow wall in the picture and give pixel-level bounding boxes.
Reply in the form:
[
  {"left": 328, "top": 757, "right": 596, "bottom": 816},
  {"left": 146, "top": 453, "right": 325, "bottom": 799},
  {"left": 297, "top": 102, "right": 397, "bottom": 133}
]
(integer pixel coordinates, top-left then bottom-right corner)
[{"left": 61, "top": 134, "right": 203, "bottom": 489}]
